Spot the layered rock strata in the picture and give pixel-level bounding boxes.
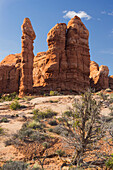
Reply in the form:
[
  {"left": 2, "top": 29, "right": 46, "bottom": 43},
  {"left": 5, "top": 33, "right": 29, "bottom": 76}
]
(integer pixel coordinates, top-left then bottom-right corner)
[
  {"left": 90, "top": 61, "right": 109, "bottom": 91},
  {"left": 19, "top": 18, "right": 36, "bottom": 97},
  {"left": 33, "top": 16, "right": 90, "bottom": 93}
]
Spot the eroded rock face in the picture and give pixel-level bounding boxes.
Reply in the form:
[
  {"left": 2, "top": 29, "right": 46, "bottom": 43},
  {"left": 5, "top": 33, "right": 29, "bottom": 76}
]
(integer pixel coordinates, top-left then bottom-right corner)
[
  {"left": 0, "top": 54, "right": 21, "bottom": 93},
  {"left": 109, "top": 75, "right": 113, "bottom": 90},
  {"left": 33, "top": 16, "right": 90, "bottom": 93},
  {"left": 90, "top": 61, "right": 109, "bottom": 91},
  {"left": 19, "top": 18, "right": 36, "bottom": 97},
  {"left": 66, "top": 16, "right": 90, "bottom": 92}
]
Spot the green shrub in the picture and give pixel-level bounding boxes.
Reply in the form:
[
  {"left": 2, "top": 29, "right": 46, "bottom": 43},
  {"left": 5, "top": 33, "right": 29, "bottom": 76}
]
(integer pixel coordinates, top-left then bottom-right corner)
[
  {"left": 10, "top": 101, "right": 20, "bottom": 110},
  {"left": 56, "top": 149, "right": 65, "bottom": 157},
  {"left": 2, "top": 160, "right": 28, "bottom": 170},
  {"left": 0, "top": 117, "right": 9, "bottom": 123},
  {"left": 48, "top": 120, "right": 58, "bottom": 126},
  {"left": 33, "top": 109, "right": 58, "bottom": 119},
  {"left": 64, "top": 110, "right": 73, "bottom": 117},
  {"left": 52, "top": 125, "right": 68, "bottom": 135},
  {"left": 0, "top": 92, "right": 19, "bottom": 102},
  {"left": 42, "top": 142, "right": 49, "bottom": 149},
  {"left": 49, "top": 100, "right": 58, "bottom": 103},
  {"left": 49, "top": 91, "right": 59, "bottom": 96},
  {"left": 27, "top": 120, "right": 44, "bottom": 130},
  {"left": 48, "top": 128, "right": 53, "bottom": 132},
  {"left": 0, "top": 126, "right": 3, "bottom": 135},
  {"left": 105, "top": 157, "right": 113, "bottom": 169}
]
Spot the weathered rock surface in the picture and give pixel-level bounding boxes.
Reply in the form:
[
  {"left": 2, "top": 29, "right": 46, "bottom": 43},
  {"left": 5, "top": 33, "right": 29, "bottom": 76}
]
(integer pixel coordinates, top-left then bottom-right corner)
[
  {"left": 0, "top": 54, "right": 21, "bottom": 93},
  {"left": 109, "top": 75, "right": 113, "bottom": 90},
  {"left": 33, "top": 16, "right": 90, "bottom": 93},
  {"left": 90, "top": 61, "right": 109, "bottom": 91},
  {"left": 19, "top": 18, "right": 36, "bottom": 97}
]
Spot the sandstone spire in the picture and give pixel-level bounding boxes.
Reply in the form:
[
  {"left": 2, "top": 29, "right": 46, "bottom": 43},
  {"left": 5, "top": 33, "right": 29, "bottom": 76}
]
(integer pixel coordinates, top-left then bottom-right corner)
[{"left": 19, "top": 18, "right": 36, "bottom": 97}]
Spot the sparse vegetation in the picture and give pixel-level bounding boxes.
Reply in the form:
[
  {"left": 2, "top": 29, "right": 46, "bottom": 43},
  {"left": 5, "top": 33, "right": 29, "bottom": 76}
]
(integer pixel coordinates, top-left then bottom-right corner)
[
  {"left": 0, "top": 126, "right": 3, "bottom": 135},
  {"left": 0, "top": 92, "right": 19, "bottom": 102},
  {"left": 105, "top": 155, "right": 113, "bottom": 169},
  {"left": 48, "top": 120, "right": 58, "bottom": 126},
  {"left": 56, "top": 149, "right": 65, "bottom": 157},
  {"left": 2, "top": 160, "right": 28, "bottom": 170},
  {"left": 10, "top": 101, "right": 20, "bottom": 110},
  {"left": 0, "top": 117, "right": 9, "bottom": 123},
  {"left": 49, "top": 91, "right": 59, "bottom": 96},
  {"left": 33, "top": 109, "right": 58, "bottom": 119}
]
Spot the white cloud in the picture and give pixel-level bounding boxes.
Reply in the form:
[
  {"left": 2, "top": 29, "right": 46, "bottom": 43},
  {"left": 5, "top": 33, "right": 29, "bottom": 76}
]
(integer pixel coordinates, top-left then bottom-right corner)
[
  {"left": 63, "top": 10, "right": 67, "bottom": 14},
  {"left": 101, "top": 11, "right": 106, "bottom": 14},
  {"left": 63, "top": 11, "right": 92, "bottom": 20},
  {"left": 108, "top": 12, "right": 113, "bottom": 16}
]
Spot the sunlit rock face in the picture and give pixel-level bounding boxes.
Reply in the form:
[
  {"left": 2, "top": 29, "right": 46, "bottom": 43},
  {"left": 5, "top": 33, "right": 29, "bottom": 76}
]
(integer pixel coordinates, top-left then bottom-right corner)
[
  {"left": 19, "top": 18, "right": 36, "bottom": 97},
  {"left": 90, "top": 61, "right": 109, "bottom": 91},
  {"left": 33, "top": 16, "right": 90, "bottom": 93}
]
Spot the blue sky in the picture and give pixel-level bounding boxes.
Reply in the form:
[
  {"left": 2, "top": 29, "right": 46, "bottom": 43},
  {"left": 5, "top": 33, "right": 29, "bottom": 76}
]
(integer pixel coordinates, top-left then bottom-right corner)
[{"left": 0, "top": 0, "right": 113, "bottom": 75}]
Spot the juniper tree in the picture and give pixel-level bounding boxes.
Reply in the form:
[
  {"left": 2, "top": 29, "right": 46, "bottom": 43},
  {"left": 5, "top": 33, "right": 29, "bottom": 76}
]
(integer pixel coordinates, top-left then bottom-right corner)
[{"left": 61, "top": 89, "right": 105, "bottom": 167}]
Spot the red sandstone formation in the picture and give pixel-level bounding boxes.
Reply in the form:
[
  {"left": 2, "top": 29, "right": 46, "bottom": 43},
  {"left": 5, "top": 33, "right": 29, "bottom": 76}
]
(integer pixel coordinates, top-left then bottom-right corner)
[
  {"left": 0, "top": 16, "right": 112, "bottom": 95},
  {"left": 19, "top": 18, "right": 36, "bottom": 97},
  {"left": 109, "top": 75, "right": 113, "bottom": 90},
  {"left": 33, "top": 16, "right": 90, "bottom": 93},
  {"left": 90, "top": 61, "right": 109, "bottom": 91},
  {"left": 66, "top": 16, "right": 90, "bottom": 92},
  {"left": 0, "top": 53, "right": 21, "bottom": 93}
]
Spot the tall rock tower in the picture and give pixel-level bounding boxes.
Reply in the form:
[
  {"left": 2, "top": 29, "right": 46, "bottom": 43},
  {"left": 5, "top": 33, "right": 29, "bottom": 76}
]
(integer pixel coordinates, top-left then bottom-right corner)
[{"left": 19, "top": 18, "right": 36, "bottom": 97}]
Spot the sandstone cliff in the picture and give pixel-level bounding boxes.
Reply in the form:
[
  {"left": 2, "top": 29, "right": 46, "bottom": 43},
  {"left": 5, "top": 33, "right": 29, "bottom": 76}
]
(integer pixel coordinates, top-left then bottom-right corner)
[
  {"left": 0, "top": 53, "right": 21, "bottom": 93},
  {"left": 33, "top": 16, "right": 90, "bottom": 93},
  {"left": 90, "top": 61, "right": 109, "bottom": 91}
]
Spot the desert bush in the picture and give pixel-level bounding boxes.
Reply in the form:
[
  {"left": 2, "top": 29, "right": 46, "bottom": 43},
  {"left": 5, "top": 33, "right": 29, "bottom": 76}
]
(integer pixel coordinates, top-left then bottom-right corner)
[
  {"left": 0, "top": 126, "right": 3, "bottom": 135},
  {"left": 63, "top": 110, "right": 73, "bottom": 117},
  {"left": 0, "top": 92, "right": 19, "bottom": 102},
  {"left": 56, "top": 149, "right": 65, "bottom": 157},
  {"left": 10, "top": 101, "right": 20, "bottom": 110},
  {"left": 2, "top": 160, "right": 28, "bottom": 170},
  {"left": 33, "top": 109, "right": 58, "bottom": 119},
  {"left": 42, "top": 142, "right": 49, "bottom": 149},
  {"left": 48, "top": 128, "right": 53, "bottom": 132},
  {"left": 52, "top": 125, "right": 68, "bottom": 135},
  {"left": 105, "top": 156, "right": 113, "bottom": 169},
  {"left": 49, "top": 100, "right": 58, "bottom": 103},
  {"left": 0, "top": 117, "right": 9, "bottom": 123},
  {"left": 27, "top": 120, "right": 44, "bottom": 130},
  {"left": 48, "top": 120, "right": 58, "bottom": 126},
  {"left": 49, "top": 91, "right": 59, "bottom": 96},
  {"left": 60, "top": 89, "right": 106, "bottom": 167}
]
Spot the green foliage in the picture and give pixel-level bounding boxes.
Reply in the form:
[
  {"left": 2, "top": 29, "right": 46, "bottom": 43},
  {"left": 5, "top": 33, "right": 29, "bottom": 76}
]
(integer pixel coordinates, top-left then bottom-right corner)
[
  {"left": 52, "top": 125, "right": 68, "bottom": 135},
  {"left": 0, "top": 92, "right": 19, "bottom": 102},
  {"left": 10, "top": 101, "right": 20, "bottom": 110},
  {"left": 56, "top": 149, "right": 65, "bottom": 157},
  {"left": 48, "top": 128, "right": 53, "bottom": 132},
  {"left": 48, "top": 120, "right": 58, "bottom": 126},
  {"left": 105, "top": 157, "right": 113, "bottom": 169},
  {"left": 98, "top": 92, "right": 108, "bottom": 100},
  {"left": 0, "top": 117, "right": 9, "bottom": 123},
  {"left": 64, "top": 110, "right": 73, "bottom": 117},
  {"left": 27, "top": 120, "right": 44, "bottom": 130},
  {"left": 42, "top": 142, "right": 49, "bottom": 149},
  {"left": 49, "top": 100, "right": 58, "bottom": 103},
  {"left": 33, "top": 109, "right": 58, "bottom": 119},
  {"left": 0, "top": 126, "right": 3, "bottom": 135},
  {"left": 49, "top": 91, "right": 59, "bottom": 96},
  {"left": 2, "top": 160, "right": 28, "bottom": 170}
]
